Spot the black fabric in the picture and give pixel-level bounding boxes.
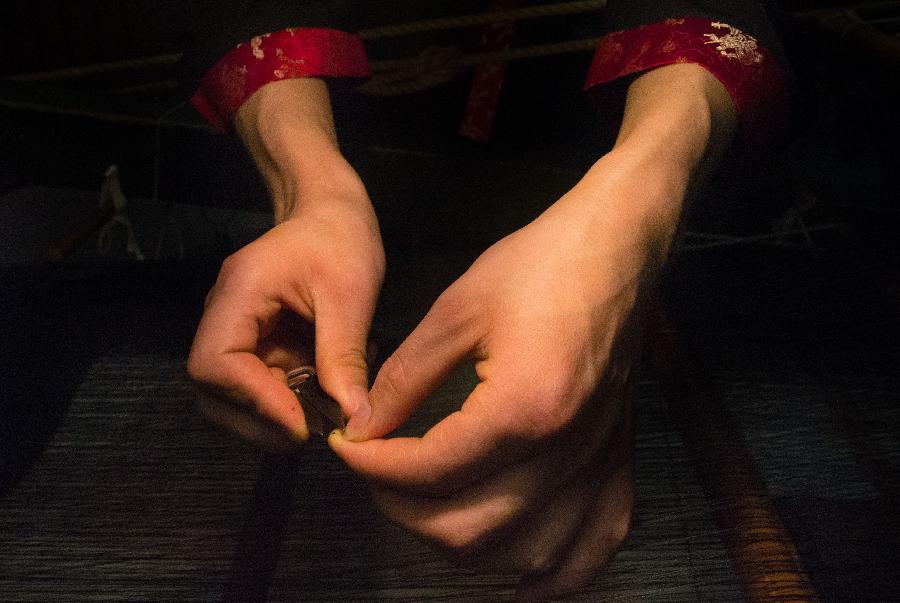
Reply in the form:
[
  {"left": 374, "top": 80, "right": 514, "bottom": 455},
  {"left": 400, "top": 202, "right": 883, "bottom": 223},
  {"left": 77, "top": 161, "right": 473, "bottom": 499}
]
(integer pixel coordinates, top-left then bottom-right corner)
[
  {"left": 181, "top": 0, "right": 791, "bottom": 94},
  {"left": 180, "top": 0, "right": 357, "bottom": 94}
]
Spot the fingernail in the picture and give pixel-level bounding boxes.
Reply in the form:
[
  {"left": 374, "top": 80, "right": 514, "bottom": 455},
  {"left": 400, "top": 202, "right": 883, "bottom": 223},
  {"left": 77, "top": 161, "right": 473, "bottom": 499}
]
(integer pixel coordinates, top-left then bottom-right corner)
[
  {"left": 343, "top": 385, "right": 371, "bottom": 441},
  {"left": 291, "top": 416, "right": 311, "bottom": 442},
  {"left": 326, "top": 428, "right": 344, "bottom": 448},
  {"left": 289, "top": 424, "right": 310, "bottom": 444}
]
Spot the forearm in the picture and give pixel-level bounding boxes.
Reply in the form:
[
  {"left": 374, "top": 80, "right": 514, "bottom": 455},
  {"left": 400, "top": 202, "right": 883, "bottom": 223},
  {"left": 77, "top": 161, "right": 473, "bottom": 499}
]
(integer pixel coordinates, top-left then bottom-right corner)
[
  {"left": 573, "top": 64, "right": 737, "bottom": 261},
  {"left": 235, "top": 78, "right": 366, "bottom": 222},
  {"left": 613, "top": 63, "right": 737, "bottom": 190},
  {"left": 539, "top": 63, "right": 738, "bottom": 285}
]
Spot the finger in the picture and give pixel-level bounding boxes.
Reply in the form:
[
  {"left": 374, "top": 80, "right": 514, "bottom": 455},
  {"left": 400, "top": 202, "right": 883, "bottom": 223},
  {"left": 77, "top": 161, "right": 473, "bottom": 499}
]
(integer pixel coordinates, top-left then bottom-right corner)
[
  {"left": 514, "top": 385, "right": 636, "bottom": 600},
  {"left": 188, "top": 288, "right": 308, "bottom": 442},
  {"left": 354, "top": 291, "right": 480, "bottom": 440},
  {"left": 312, "top": 293, "right": 376, "bottom": 437},
  {"left": 330, "top": 360, "right": 621, "bottom": 497},
  {"left": 499, "top": 401, "right": 633, "bottom": 579},
  {"left": 363, "top": 415, "right": 612, "bottom": 570},
  {"left": 330, "top": 379, "right": 531, "bottom": 496},
  {"left": 515, "top": 459, "right": 634, "bottom": 602},
  {"left": 197, "top": 396, "right": 303, "bottom": 453},
  {"left": 483, "top": 472, "right": 594, "bottom": 575},
  {"left": 268, "top": 365, "right": 287, "bottom": 384},
  {"left": 368, "top": 454, "right": 550, "bottom": 559},
  {"left": 203, "top": 285, "right": 216, "bottom": 308}
]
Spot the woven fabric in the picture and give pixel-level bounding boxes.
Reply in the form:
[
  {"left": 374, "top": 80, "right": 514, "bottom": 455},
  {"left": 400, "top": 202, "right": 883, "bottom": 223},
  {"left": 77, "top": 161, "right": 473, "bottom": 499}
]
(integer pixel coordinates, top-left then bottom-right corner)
[
  {"left": 191, "top": 27, "right": 370, "bottom": 130},
  {"left": 585, "top": 17, "right": 790, "bottom": 151}
]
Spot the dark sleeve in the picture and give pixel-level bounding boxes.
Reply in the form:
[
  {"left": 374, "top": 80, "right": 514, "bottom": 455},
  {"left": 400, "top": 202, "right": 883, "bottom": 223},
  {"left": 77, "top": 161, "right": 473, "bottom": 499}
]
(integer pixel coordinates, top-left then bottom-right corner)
[
  {"left": 584, "top": 0, "right": 793, "bottom": 151},
  {"left": 182, "top": 0, "right": 369, "bottom": 130}
]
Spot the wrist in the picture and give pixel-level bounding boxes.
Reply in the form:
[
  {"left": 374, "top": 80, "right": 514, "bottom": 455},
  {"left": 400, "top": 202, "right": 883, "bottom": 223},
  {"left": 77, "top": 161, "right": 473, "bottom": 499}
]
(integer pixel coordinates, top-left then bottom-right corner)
[
  {"left": 612, "top": 64, "right": 737, "bottom": 188},
  {"left": 571, "top": 149, "right": 688, "bottom": 256},
  {"left": 566, "top": 65, "right": 738, "bottom": 266},
  {"left": 534, "top": 152, "right": 683, "bottom": 291},
  {"left": 235, "top": 78, "right": 355, "bottom": 203},
  {"left": 235, "top": 78, "right": 367, "bottom": 221},
  {"left": 265, "top": 156, "right": 369, "bottom": 223}
]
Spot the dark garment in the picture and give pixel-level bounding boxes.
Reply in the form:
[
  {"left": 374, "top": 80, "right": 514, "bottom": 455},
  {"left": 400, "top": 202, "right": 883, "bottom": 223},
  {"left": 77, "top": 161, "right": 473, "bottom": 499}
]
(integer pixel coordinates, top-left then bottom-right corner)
[
  {"left": 181, "top": 0, "right": 790, "bottom": 94},
  {"left": 182, "top": 0, "right": 356, "bottom": 92}
]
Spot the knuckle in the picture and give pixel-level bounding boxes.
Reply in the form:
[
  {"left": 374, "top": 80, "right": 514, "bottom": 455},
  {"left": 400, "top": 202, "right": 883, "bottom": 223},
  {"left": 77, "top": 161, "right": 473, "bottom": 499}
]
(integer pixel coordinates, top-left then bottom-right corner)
[
  {"left": 217, "top": 251, "right": 244, "bottom": 279},
  {"left": 430, "top": 524, "right": 486, "bottom": 559},
  {"left": 218, "top": 249, "right": 264, "bottom": 290},
  {"left": 527, "top": 549, "right": 557, "bottom": 575},
  {"left": 607, "top": 517, "right": 631, "bottom": 552},
  {"left": 371, "top": 492, "right": 490, "bottom": 559},
  {"left": 373, "top": 351, "right": 410, "bottom": 400},
  {"left": 203, "top": 286, "right": 216, "bottom": 308},
  {"left": 513, "top": 384, "right": 579, "bottom": 441},
  {"left": 607, "top": 489, "right": 634, "bottom": 550},
  {"left": 186, "top": 349, "right": 211, "bottom": 384},
  {"left": 330, "top": 347, "right": 369, "bottom": 374},
  {"left": 430, "top": 287, "right": 469, "bottom": 322},
  {"left": 354, "top": 252, "right": 386, "bottom": 286}
]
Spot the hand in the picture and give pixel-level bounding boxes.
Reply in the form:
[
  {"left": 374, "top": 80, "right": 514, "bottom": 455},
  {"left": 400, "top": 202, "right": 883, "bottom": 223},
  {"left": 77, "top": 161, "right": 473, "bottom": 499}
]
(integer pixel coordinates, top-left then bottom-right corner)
[
  {"left": 329, "top": 63, "right": 735, "bottom": 598},
  {"left": 330, "top": 150, "right": 683, "bottom": 599},
  {"left": 188, "top": 78, "right": 385, "bottom": 452}
]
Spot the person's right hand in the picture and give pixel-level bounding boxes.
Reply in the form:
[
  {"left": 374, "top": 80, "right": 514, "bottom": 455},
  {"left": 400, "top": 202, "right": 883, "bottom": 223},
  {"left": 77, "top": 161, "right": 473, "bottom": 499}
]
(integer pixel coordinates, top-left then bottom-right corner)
[{"left": 187, "top": 78, "right": 385, "bottom": 452}]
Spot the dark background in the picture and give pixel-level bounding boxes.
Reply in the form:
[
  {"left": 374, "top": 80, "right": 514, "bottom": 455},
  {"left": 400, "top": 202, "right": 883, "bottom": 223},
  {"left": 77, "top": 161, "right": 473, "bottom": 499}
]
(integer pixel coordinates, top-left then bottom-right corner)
[{"left": 0, "top": 1, "right": 898, "bottom": 601}]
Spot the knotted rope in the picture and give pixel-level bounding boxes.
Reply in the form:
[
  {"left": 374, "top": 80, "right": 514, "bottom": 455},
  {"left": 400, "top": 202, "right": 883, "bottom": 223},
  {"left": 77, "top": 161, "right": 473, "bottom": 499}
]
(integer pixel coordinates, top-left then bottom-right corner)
[
  {"left": 361, "top": 37, "right": 601, "bottom": 95},
  {"left": 5, "top": 0, "right": 608, "bottom": 96},
  {"left": 357, "top": 0, "right": 606, "bottom": 39}
]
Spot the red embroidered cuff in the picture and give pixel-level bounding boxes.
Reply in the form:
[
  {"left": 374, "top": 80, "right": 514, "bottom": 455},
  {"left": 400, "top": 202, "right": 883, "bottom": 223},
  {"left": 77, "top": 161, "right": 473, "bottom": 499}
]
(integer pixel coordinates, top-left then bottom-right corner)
[
  {"left": 192, "top": 28, "right": 370, "bottom": 131},
  {"left": 584, "top": 17, "right": 789, "bottom": 152}
]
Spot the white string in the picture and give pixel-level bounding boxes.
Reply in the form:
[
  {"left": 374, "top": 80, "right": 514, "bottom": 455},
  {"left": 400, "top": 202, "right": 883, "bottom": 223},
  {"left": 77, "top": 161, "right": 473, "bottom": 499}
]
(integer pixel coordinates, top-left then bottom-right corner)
[
  {"left": 97, "top": 214, "right": 145, "bottom": 260},
  {"left": 95, "top": 165, "right": 145, "bottom": 260},
  {"left": 681, "top": 224, "right": 842, "bottom": 251}
]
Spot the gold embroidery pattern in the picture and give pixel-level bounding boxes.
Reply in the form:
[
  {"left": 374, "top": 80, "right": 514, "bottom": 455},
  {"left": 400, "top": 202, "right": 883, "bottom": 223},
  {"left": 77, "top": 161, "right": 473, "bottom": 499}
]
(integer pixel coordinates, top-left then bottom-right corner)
[
  {"left": 273, "top": 47, "right": 308, "bottom": 79},
  {"left": 250, "top": 34, "right": 273, "bottom": 60},
  {"left": 703, "top": 22, "right": 762, "bottom": 65}
]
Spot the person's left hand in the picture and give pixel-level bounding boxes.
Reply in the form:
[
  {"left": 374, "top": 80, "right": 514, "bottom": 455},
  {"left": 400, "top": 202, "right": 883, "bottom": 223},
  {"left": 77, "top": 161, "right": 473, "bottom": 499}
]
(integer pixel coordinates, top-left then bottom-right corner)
[{"left": 329, "top": 151, "right": 684, "bottom": 600}]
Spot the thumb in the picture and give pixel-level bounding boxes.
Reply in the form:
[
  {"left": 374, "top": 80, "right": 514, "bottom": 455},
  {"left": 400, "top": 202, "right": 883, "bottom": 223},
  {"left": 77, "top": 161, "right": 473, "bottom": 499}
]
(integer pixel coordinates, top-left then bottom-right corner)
[
  {"left": 355, "top": 294, "right": 478, "bottom": 442},
  {"left": 312, "top": 302, "right": 373, "bottom": 438}
]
